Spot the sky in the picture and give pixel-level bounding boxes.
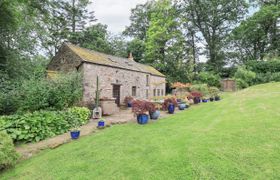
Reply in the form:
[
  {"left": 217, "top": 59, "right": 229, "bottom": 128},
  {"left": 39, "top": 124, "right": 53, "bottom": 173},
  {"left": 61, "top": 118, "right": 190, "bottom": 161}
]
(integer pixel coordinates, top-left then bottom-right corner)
[{"left": 88, "top": 0, "right": 148, "bottom": 34}]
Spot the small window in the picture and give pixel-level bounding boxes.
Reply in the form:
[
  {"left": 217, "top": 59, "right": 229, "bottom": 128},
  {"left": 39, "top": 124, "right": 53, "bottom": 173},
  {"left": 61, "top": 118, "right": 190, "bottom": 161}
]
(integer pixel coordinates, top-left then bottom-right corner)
[
  {"left": 153, "top": 89, "right": 156, "bottom": 96},
  {"left": 132, "top": 86, "right": 136, "bottom": 96},
  {"left": 146, "top": 75, "right": 150, "bottom": 86},
  {"left": 161, "top": 89, "right": 164, "bottom": 96},
  {"left": 157, "top": 89, "right": 160, "bottom": 96},
  {"left": 146, "top": 89, "right": 149, "bottom": 99}
]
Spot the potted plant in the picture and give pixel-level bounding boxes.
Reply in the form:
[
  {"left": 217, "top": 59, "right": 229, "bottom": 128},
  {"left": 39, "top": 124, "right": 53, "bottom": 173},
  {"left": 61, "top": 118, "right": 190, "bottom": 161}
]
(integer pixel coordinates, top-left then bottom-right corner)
[
  {"left": 146, "top": 101, "right": 160, "bottom": 120},
  {"left": 209, "top": 87, "right": 220, "bottom": 101},
  {"left": 162, "top": 98, "right": 178, "bottom": 114},
  {"left": 97, "top": 119, "right": 105, "bottom": 128},
  {"left": 190, "top": 91, "right": 203, "bottom": 104},
  {"left": 131, "top": 100, "right": 149, "bottom": 124},
  {"left": 124, "top": 96, "right": 134, "bottom": 107},
  {"left": 70, "top": 116, "right": 81, "bottom": 140}
]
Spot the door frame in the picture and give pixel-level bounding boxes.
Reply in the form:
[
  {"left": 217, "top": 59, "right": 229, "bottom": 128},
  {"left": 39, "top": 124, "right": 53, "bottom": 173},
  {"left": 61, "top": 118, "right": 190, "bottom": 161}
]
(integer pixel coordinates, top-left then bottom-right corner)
[{"left": 112, "top": 84, "right": 121, "bottom": 106}]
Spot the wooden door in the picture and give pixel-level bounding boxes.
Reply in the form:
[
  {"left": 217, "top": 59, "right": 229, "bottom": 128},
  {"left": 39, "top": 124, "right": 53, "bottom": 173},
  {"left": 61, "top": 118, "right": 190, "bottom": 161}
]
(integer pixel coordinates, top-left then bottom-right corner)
[{"left": 112, "top": 85, "right": 121, "bottom": 106}]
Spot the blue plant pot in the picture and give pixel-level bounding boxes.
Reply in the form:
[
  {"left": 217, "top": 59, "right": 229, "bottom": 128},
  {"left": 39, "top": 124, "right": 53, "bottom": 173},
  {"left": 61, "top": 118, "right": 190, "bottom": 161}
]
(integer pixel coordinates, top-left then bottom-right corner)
[
  {"left": 127, "top": 102, "right": 132, "bottom": 107},
  {"left": 202, "top": 99, "right": 208, "bottom": 103},
  {"left": 150, "top": 110, "right": 160, "bottom": 120},
  {"left": 168, "top": 104, "right": 175, "bottom": 114},
  {"left": 70, "top": 131, "right": 80, "bottom": 139},
  {"left": 194, "top": 97, "right": 201, "bottom": 104},
  {"left": 98, "top": 121, "right": 105, "bottom": 127},
  {"left": 137, "top": 114, "right": 149, "bottom": 124},
  {"left": 179, "top": 104, "right": 185, "bottom": 110}
]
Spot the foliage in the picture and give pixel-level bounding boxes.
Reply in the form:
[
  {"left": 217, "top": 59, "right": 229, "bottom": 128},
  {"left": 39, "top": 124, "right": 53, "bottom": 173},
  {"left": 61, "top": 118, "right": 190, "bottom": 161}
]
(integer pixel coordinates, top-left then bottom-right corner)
[
  {"left": 209, "top": 87, "right": 220, "bottom": 98},
  {"left": 190, "top": 91, "right": 203, "bottom": 98},
  {"left": 0, "top": 107, "right": 90, "bottom": 143},
  {"left": 124, "top": 96, "right": 134, "bottom": 105},
  {"left": 234, "top": 67, "right": 256, "bottom": 89},
  {"left": 246, "top": 58, "right": 280, "bottom": 73},
  {"left": 145, "top": 101, "right": 157, "bottom": 113},
  {"left": 75, "top": 23, "right": 113, "bottom": 55},
  {"left": 196, "top": 72, "right": 221, "bottom": 87},
  {"left": 162, "top": 98, "right": 178, "bottom": 111},
  {"left": 179, "top": 0, "right": 248, "bottom": 72},
  {"left": 0, "top": 72, "right": 82, "bottom": 115},
  {"left": 131, "top": 100, "right": 148, "bottom": 115},
  {"left": 230, "top": 4, "right": 280, "bottom": 62},
  {"left": 0, "top": 131, "right": 19, "bottom": 171},
  {"left": 190, "top": 84, "right": 209, "bottom": 97}
]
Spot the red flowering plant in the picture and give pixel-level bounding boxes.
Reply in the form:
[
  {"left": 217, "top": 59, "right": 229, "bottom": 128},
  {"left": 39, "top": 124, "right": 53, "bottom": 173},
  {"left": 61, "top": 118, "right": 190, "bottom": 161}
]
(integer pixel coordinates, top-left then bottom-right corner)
[
  {"left": 131, "top": 100, "right": 148, "bottom": 116},
  {"left": 162, "top": 98, "right": 178, "bottom": 111},
  {"left": 145, "top": 101, "right": 157, "bottom": 114},
  {"left": 190, "top": 91, "right": 203, "bottom": 104},
  {"left": 124, "top": 96, "right": 134, "bottom": 104}
]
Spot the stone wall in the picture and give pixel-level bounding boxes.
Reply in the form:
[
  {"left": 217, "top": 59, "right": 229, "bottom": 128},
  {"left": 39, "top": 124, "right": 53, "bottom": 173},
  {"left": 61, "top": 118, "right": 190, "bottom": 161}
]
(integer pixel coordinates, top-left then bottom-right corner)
[
  {"left": 82, "top": 62, "right": 166, "bottom": 104},
  {"left": 47, "top": 44, "right": 82, "bottom": 72}
]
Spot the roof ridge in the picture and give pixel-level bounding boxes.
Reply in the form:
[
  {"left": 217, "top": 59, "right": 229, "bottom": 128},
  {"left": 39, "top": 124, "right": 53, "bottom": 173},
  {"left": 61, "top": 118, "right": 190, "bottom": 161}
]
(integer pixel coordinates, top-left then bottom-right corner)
[{"left": 64, "top": 42, "right": 165, "bottom": 77}]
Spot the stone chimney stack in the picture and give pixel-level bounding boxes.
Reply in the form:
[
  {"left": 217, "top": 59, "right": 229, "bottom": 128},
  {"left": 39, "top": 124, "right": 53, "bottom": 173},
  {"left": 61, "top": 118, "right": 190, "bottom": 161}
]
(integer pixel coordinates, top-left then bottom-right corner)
[{"left": 128, "top": 52, "right": 134, "bottom": 61}]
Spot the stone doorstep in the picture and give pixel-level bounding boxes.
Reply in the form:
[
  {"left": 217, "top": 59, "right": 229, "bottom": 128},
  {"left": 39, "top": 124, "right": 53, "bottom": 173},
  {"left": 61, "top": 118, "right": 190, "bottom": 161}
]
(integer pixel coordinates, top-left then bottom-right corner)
[{"left": 15, "top": 109, "right": 179, "bottom": 160}]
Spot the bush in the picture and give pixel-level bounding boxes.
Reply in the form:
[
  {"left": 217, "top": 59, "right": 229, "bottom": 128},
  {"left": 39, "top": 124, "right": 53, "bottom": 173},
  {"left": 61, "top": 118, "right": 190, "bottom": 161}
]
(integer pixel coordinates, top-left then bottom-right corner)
[
  {"left": 234, "top": 67, "right": 256, "bottom": 89},
  {"left": 0, "top": 107, "right": 90, "bottom": 143},
  {"left": 0, "top": 131, "right": 19, "bottom": 171},
  {"left": 246, "top": 59, "right": 280, "bottom": 73},
  {"left": 162, "top": 98, "right": 178, "bottom": 111},
  {"left": 208, "top": 87, "right": 220, "bottom": 98},
  {"left": 197, "top": 72, "right": 221, "bottom": 87},
  {"left": 190, "top": 84, "right": 209, "bottom": 97},
  {"left": 0, "top": 72, "right": 82, "bottom": 115}
]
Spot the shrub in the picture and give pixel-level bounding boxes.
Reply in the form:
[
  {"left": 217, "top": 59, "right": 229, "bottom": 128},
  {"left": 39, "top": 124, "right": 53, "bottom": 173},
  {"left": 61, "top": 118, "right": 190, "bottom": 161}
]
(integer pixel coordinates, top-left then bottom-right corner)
[
  {"left": 124, "top": 96, "right": 134, "bottom": 105},
  {"left": 0, "top": 107, "right": 90, "bottom": 143},
  {"left": 190, "top": 84, "right": 209, "bottom": 97},
  {"left": 0, "top": 131, "right": 19, "bottom": 171},
  {"left": 145, "top": 101, "right": 157, "bottom": 113},
  {"left": 0, "top": 72, "right": 82, "bottom": 115},
  {"left": 197, "top": 72, "right": 221, "bottom": 87},
  {"left": 246, "top": 59, "right": 280, "bottom": 73},
  {"left": 208, "top": 87, "right": 220, "bottom": 98},
  {"left": 162, "top": 98, "right": 178, "bottom": 111},
  {"left": 131, "top": 100, "right": 148, "bottom": 115},
  {"left": 234, "top": 67, "right": 256, "bottom": 89}
]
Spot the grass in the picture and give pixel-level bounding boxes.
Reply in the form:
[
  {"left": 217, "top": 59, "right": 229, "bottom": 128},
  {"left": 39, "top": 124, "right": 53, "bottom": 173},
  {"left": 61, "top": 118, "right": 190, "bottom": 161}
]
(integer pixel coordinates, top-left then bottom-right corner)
[{"left": 1, "top": 82, "right": 280, "bottom": 179}]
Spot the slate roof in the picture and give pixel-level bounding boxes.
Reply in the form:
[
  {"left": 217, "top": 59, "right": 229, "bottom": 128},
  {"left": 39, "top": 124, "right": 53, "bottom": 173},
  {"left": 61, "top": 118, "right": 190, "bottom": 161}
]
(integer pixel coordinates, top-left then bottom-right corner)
[{"left": 66, "top": 43, "right": 165, "bottom": 77}]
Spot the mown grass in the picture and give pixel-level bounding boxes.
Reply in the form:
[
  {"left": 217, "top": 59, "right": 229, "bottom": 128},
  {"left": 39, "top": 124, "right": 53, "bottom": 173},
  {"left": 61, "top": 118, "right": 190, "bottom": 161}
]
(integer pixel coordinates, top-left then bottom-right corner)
[{"left": 1, "top": 82, "right": 280, "bottom": 179}]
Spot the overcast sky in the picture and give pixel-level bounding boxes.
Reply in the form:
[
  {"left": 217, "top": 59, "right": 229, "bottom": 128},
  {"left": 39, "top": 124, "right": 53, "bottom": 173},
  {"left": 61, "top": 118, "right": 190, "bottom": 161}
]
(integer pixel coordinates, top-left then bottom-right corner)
[{"left": 88, "top": 0, "right": 148, "bottom": 34}]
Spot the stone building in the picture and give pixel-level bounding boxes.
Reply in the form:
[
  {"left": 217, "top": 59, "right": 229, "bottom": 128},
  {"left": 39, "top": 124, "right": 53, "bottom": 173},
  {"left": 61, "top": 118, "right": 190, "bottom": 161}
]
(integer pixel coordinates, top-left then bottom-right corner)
[{"left": 47, "top": 43, "right": 166, "bottom": 106}]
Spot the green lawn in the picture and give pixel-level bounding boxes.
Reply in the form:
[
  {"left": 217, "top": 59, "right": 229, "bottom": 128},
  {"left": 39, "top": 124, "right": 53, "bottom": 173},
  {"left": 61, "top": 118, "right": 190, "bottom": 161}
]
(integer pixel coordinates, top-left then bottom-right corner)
[{"left": 1, "top": 83, "right": 280, "bottom": 179}]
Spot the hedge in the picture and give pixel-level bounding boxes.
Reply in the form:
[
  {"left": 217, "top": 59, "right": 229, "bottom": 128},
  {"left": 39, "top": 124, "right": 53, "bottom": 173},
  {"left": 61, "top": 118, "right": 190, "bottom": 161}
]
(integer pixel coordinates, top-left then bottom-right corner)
[
  {"left": 0, "top": 131, "right": 19, "bottom": 171},
  {"left": 0, "top": 107, "right": 90, "bottom": 143}
]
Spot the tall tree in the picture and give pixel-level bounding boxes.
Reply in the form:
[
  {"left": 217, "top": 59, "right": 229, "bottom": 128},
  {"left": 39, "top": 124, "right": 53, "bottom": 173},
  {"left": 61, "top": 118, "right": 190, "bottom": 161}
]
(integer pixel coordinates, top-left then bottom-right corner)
[
  {"left": 64, "top": 0, "right": 96, "bottom": 43},
  {"left": 230, "top": 3, "right": 280, "bottom": 61},
  {"left": 75, "top": 23, "right": 113, "bottom": 54},
  {"left": 179, "top": 0, "right": 248, "bottom": 72}
]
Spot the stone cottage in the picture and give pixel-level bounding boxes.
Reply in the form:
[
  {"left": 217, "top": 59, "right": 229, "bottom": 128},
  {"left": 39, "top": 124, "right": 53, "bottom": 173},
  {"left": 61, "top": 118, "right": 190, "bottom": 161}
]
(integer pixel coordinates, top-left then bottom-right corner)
[{"left": 47, "top": 43, "right": 166, "bottom": 106}]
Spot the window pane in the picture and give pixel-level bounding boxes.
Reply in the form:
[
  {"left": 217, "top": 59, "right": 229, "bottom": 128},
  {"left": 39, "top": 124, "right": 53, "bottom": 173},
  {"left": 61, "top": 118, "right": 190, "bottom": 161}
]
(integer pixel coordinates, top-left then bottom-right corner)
[{"left": 132, "top": 86, "right": 136, "bottom": 96}]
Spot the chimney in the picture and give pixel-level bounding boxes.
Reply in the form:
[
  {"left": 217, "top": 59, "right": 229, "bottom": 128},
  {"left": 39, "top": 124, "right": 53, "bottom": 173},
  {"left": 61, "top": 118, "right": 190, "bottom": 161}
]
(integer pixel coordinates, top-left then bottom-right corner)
[{"left": 128, "top": 52, "right": 134, "bottom": 61}]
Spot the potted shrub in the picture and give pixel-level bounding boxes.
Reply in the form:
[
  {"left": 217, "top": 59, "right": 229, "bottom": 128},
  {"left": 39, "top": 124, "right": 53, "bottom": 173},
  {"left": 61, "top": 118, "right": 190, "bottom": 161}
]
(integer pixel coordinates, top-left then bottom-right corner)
[
  {"left": 209, "top": 87, "right": 221, "bottom": 101},
  {"left": 190, "top": 91, "right": 203, "bottom": 104},
  {"left": 162, "top": 98, "right": 178, "bottom": 114},
  {"left": 146, "top": 101, "right": 160, "bottom": 120},
  {"left": 131, "top": 100, "right": 149, "bottom": 124},
  {"left": 70, "top": 116, "right": 81, "bottom": 140},
  {"left": 124, "top": 96, "right": 134, "bottom": 107}
]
